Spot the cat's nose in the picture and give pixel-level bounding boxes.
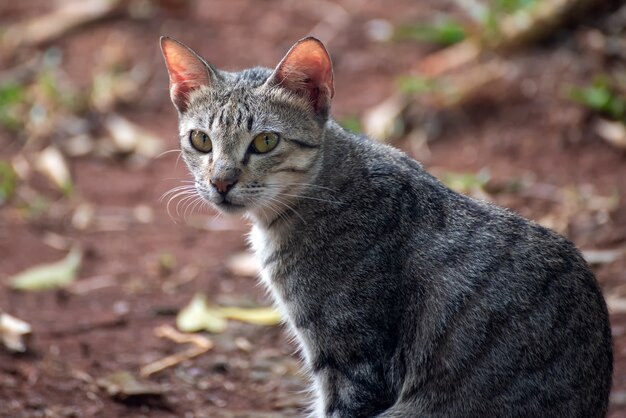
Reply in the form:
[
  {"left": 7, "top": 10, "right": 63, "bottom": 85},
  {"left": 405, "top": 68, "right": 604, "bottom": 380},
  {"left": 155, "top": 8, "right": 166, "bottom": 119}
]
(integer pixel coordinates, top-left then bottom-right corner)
[
  {"left": 211, "top": 178, "right": 237, "bottom": 195},
  {"left": 210, "top": 169, "right": 240, "bottom": 196}
]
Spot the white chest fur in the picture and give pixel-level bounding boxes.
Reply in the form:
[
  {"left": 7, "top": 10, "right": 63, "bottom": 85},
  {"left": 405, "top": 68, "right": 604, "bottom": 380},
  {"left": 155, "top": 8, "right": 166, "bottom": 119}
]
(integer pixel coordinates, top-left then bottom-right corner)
[{"left": 248, "top": 224, "right": 313, "bottom": 365}]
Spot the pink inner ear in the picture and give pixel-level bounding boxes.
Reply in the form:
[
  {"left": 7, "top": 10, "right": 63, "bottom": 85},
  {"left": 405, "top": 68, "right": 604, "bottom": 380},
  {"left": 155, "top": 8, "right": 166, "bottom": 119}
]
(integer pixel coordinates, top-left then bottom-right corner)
[
  {"left": 161, "top": 38, "right": 211, "bottom": 111},
  {"left": 274, "top": 38, "right": 334, "bottom": 114}
]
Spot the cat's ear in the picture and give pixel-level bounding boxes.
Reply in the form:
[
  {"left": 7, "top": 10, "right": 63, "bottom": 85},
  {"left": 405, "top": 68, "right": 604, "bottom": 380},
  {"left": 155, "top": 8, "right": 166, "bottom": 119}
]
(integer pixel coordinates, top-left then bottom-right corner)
[
  {"left": 160, "top": 36, "right": 217, "bottom": 112},
  {"left": 267, "top": 37, "right": 334, "bottom": 116}
]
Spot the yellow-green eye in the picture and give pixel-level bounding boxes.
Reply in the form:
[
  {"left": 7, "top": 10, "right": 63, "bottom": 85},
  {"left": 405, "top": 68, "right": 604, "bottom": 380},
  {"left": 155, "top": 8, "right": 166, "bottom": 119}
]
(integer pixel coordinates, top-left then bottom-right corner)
[
  {"left": 252, "top": 132, "right": 279, "bottom": 154},
  {"left": 190, "top": 130, "right": 212, "bottom": 153}
]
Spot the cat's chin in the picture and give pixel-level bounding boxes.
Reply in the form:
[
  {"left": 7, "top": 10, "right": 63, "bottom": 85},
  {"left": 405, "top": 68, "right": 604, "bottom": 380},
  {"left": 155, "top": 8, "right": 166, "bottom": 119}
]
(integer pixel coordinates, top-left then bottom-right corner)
[{"left": 213, "top": 200, "right": 247, "bottom": 214}]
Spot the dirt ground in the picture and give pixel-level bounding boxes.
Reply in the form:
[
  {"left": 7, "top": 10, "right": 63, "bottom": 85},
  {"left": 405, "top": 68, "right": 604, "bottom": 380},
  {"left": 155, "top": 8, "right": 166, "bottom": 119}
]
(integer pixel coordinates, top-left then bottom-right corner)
[{"left": 1, "top": 1, "right": 626, "bottom": 417}]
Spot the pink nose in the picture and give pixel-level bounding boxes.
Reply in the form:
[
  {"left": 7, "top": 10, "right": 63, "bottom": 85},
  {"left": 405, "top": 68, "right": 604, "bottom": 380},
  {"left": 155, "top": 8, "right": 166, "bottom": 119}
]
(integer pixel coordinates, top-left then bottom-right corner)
[{"left": 210, "top": 178, "right": 236, "bottom": 195}]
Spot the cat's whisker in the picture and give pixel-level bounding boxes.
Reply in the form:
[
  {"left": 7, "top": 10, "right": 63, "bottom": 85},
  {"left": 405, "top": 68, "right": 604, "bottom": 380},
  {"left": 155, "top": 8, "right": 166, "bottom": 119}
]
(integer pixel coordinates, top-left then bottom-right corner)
[
  {"left": 266, "top": 199, "right": 291, "bottom": 225},
  {"left": 156, "top": 148, "right": 182, "bottom": 159},
  {"left": 181, "top": 195, "right": 197, "bottom": 221},
  {"left": 184, "top": 195, "right": 206, "bottom": 221},
  {"left": 181, "top": 197, "right": 195, "bottom": 221},
  {"left": 164, "top": 189, "right": 194, "bottom": 211},
  {"left": 166, "top": 190, "right": 196, "bottom": 220},
  {"left": 267, "top": 194, "right": 305, "bottom": 224},
  {"left": 176, "top": 193, "right": 199, "bottom": 218},
  {"left": 161, "top": 178, "right": 195, "bottom": 183},
  {"left": 260, "top": 201, "right": 281, "bottom": 225},
  {"left": 248, "top": 186, "right": 341, "bottom": 205},
  {"left": 277, "top": 192, "right": 342, "bottom": 205},
  {"left": 159, "top": 185, "right": 196, "bottom": 202},
  {"left": 266, "top": 182, "right": 337, "bottom": 192}
]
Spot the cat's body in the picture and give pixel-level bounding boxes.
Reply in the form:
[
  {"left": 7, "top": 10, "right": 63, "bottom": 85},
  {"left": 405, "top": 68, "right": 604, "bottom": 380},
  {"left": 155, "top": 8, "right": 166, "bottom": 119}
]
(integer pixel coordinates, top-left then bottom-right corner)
[{"left": 161, "top": 37, "right": 613, "bottom": 417}]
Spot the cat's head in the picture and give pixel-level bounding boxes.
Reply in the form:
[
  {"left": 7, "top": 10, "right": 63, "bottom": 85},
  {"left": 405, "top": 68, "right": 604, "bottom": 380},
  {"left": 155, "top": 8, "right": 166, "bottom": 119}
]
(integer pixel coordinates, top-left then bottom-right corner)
[{"left": 160, "top": 36, "right": 334, "bottom": 223}]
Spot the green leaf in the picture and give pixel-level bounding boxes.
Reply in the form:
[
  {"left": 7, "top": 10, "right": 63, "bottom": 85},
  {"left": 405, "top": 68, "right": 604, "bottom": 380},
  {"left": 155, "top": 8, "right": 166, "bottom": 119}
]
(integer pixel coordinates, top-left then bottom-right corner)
[
  {"left": 568, "top": 77, "right": 626, "bottom": 120},
  {"left": 0, "top": 161, "right": 17, "bottom": 205},
  {"left": 442, "top": 170, "right": 491, "bottom": 194},
  {"left": 396, "top": 75, "right": 439, "bottom": 95},
  {"left": 339, "top": 115, "right": 363, "bottom": 133},
  {"left": 0, "top": 82, "right": 25, "bottom": 130},
  {"left": 492, "top": 0, "right": 537, "bottom": 14},
  {"left": 8, "top": 248, "right": 82, "bottom": 291}
]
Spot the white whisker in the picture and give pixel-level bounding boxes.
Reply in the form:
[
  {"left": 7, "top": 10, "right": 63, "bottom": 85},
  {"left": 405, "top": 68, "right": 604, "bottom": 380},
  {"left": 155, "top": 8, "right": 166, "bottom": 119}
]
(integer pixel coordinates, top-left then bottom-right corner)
[
  {"left": 176, "top": 193, "right": 198, "bottom": 217},
  {"left": 159, "top": 185, "right": 196, "bottom": 202},
  {"left": 156, "top": 149, "right": 182, "bottom": 159},
  {"left": 166, "top": 191, "right": 195, "bottom": 221},
  {"left": 278, "top": 193, "right": 341, "bottom": 205}
]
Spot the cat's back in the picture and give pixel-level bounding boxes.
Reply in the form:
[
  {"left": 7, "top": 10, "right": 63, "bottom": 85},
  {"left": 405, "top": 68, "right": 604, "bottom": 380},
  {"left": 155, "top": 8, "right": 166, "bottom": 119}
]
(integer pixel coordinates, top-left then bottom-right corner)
[{"left": 319, "top": 125, "right": 612, "bottom": 417}]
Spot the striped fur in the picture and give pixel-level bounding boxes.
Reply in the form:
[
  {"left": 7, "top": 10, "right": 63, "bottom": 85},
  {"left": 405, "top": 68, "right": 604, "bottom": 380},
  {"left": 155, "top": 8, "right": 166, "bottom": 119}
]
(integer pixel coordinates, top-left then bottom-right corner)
[{"left": 162, "top": 37, "right": 613, "bottom": 418}]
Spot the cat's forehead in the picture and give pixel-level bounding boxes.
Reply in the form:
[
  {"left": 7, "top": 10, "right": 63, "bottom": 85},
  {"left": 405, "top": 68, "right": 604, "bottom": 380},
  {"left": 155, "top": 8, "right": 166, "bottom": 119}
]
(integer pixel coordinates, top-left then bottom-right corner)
[
  {"left": 190, "top": 69, "right": 272, "bottom": 111},
  {"left": 182, "top": 75, "right": 308, "bottom": 133}
]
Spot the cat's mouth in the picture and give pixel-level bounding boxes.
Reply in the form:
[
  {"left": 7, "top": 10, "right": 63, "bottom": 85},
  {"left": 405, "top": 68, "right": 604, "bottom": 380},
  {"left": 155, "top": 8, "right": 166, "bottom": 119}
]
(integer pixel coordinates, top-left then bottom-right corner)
[{"left": 215, "top": 197, "right": 246, "bottom": 213}]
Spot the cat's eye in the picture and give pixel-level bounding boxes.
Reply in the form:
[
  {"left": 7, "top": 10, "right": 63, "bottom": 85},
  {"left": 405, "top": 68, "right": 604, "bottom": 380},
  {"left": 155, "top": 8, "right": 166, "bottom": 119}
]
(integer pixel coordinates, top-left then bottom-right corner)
[
  {"left": 251, "top": 132, "right": 279, "bottom": 154},
  {"left": 190, "top": 130, "right": 212, "bottom": 153}
]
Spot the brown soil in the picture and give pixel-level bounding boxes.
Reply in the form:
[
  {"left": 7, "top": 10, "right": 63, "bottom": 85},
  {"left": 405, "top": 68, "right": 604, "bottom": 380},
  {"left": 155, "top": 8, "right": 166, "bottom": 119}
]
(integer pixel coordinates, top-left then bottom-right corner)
[{"left": 1, "top": 1, "right": 626, "bottom": 417}]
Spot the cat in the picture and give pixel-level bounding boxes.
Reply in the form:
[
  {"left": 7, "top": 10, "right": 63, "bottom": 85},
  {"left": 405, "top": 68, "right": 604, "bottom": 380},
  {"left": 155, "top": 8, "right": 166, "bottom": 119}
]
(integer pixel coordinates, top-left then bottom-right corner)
[{"left": 160, "top": 36, "right": 613, "bottom": 417}]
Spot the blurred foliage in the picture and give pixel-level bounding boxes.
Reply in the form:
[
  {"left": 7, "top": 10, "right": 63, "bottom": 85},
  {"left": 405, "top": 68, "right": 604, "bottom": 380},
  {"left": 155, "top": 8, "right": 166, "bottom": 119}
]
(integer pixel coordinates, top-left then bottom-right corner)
[
  {"left": 17, "top": 195, "right": 50, "bottom": 220},
  {"left": 490, "top": 0, "right": 537, "bottom": 14},
  {"left": 482, "top": 0, "right": 538, "bottom": 39},
  {"left": 0, "top": 161, "right": 17, "bottom": 205},
  {"left": 339, "top": 115, "right": 363, "bottom": 133},
  {"left": 394, "top": 18, "right": 466, "bottom": 45},
  {"left": 442, "top": 170, "right": 491, "bottom": 196},
  {"left": 396, "top": 75, "right": 441, "bottom": 95},
  {"left": 0, "top": 82, "right": 25, "bottom": 130},
  {"left": 568, "top": 76, "right": 626, "bottom": 121}
]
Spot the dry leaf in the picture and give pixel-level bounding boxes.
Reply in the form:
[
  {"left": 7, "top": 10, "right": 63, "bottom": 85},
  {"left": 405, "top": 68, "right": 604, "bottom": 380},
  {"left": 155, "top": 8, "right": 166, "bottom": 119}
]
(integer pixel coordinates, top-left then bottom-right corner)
[
  {"left": 72, "top": 203, "right": 95, "bottom": 230},
  {"left": 35, "top": 146, "right": 72, "bottom": 191},
  {"left": 8, "top": 247, "right": 82, "bottom": 291},
  {"left": 176, "top": 294, "right": 227, "bottom": 333},
  {"left": 176, "top": 294, "right": 281, "bottom": 333},
  {"left": 0, "top": 312, "right": 32, "bottom": 352},
  {"left": 219, "top": 307, "right": 282, "bottom": 326},
  {"left": 594, "top": 118, "right": 626, "bottom": 150},
  {"left": 104, "top": 114, "right": 163, "bottom": 158},
  {"left": 363, "top": 94, "right": 406, "bottom": 141}
]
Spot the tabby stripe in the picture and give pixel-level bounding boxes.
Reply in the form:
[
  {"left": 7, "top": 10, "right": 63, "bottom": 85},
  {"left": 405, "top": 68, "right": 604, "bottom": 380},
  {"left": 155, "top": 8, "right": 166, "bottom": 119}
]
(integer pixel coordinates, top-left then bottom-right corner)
[
  {"left": 271, "top": 167, "right": 310, "bottom": 174},
  {"left": 288, "top": 138, "right": 319, "bottom": 148},
  {"left": 236, "top": 108, "right": 243, "bottom": 126}
]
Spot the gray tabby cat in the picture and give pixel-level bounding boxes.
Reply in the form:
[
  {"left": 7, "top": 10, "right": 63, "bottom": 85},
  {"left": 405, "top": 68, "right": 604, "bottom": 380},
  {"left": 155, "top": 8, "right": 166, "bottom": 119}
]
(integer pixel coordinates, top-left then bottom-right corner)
[{"left": 160, "top": 36, "right": 613, "bottom": 417}]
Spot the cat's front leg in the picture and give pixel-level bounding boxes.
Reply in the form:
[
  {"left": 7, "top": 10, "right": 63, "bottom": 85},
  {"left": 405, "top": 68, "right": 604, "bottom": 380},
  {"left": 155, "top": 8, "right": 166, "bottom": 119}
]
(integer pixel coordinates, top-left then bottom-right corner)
[
  {"left": 310, "top": 366, "right": 392, "bottom": 418},
  {"left": 310, "top": 370, "right": 361, "bottom": 418}
]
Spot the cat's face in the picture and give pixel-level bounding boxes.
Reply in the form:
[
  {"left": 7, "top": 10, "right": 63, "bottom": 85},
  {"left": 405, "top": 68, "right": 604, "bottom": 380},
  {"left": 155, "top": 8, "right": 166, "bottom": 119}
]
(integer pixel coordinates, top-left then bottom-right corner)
[{"left": 161, "top": 37, "right": 334, "bottom": 223}]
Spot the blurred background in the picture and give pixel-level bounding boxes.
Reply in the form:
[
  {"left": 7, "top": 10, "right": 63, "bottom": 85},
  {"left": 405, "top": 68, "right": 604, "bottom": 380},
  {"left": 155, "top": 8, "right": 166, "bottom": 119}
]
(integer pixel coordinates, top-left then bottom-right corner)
[{"left": 1, "top": 0, "right": 625, "bottom": 417}]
